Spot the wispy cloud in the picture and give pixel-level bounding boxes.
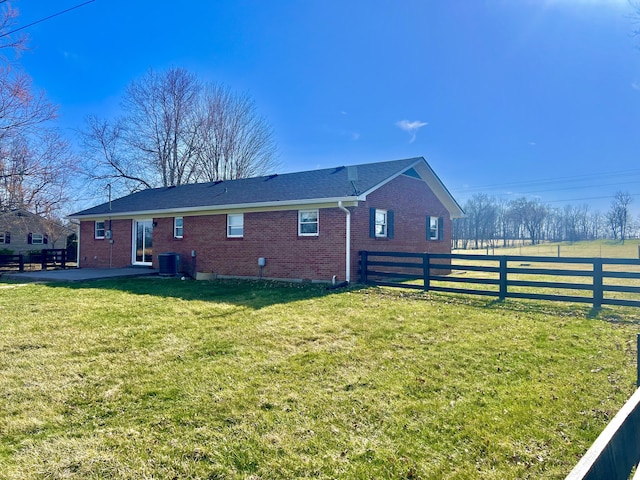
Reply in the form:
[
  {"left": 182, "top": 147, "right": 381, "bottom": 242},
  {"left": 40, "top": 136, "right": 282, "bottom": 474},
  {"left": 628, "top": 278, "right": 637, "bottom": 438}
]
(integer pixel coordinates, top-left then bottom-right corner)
[
  {"left": 396, "top": 119, "right": 428, "bottom": 143},
  {"left": 632, "top": 81, "right": 640, "bottom": 91},
  {"left": 62, "top": 50, "right": 80, "bottom": 62}
]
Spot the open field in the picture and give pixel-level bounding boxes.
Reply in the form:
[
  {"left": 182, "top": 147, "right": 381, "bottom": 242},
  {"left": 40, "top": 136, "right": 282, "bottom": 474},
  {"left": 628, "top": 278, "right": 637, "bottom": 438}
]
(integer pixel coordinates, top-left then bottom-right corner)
[
  {"left": 454, "top": 239, "right": 640, "bottom": 259},
  {"left": 0, "top": 278, "right": 639, "bottom": 478}
]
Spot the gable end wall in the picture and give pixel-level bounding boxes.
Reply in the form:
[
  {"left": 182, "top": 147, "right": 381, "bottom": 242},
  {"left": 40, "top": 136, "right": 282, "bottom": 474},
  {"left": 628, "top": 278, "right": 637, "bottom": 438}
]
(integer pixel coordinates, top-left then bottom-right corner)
[{"left": 351, "top": 174, "right": 451, "bottom": 280}]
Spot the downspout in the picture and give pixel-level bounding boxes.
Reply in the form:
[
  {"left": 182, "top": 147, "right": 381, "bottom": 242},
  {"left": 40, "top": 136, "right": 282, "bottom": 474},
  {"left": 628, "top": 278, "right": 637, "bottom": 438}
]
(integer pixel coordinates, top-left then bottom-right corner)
[
  {"left": 76, "top": 221, "right": 81, "bottom": 268},
  {"left": 337, "top": 201, "right": 351, "bottom": 283}
]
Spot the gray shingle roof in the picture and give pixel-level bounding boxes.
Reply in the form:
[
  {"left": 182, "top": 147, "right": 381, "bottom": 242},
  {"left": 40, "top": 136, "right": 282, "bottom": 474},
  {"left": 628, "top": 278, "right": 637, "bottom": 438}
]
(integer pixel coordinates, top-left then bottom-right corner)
[{"left": 70, "top": 157, "right": 452, "bottom": 218}]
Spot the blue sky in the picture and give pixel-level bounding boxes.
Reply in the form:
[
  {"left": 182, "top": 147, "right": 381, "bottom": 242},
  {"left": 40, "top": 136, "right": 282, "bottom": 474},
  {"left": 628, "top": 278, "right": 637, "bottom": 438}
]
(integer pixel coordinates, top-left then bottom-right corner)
[{"left": 14, "top": 0, "right": 640, "bottom": 213}]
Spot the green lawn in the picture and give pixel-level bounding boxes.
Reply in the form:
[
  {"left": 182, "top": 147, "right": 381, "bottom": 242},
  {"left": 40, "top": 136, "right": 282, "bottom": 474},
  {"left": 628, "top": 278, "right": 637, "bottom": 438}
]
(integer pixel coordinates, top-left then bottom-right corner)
[{"left": 0, "top": 278, "right": 639, "bottom": 479}]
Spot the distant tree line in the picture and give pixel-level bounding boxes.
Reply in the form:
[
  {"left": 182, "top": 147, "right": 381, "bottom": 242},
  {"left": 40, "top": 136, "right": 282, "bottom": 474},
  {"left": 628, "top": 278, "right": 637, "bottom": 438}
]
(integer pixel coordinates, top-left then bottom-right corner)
[{"left": 453, "top": 191, "right": 636, "bottom": 249}]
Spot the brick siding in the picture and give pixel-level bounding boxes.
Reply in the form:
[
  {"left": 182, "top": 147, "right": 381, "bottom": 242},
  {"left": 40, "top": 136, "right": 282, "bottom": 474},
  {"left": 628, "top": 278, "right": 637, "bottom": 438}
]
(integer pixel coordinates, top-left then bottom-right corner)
[
  {"left": 79, "top": 219, "right": 132, "bottom": 268},
  {"left": 78, "top": 174, "right": 452, "bottom": 281}
]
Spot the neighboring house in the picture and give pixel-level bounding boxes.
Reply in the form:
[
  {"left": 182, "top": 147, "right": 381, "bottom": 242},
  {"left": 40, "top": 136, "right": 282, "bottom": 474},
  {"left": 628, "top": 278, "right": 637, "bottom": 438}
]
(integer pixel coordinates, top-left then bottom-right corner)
[
  {"left": 69, "top": 157, "right": 464, "bottom": 283},
  {"left": 0, "top": 208, "right": 74, "bottom": 254}
]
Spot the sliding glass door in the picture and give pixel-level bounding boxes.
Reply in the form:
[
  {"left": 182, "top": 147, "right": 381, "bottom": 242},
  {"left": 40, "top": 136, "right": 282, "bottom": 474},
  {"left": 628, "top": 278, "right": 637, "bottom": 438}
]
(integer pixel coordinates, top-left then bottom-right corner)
[{"left": 133, "top": 219, "right": 153, "bottom": 265}]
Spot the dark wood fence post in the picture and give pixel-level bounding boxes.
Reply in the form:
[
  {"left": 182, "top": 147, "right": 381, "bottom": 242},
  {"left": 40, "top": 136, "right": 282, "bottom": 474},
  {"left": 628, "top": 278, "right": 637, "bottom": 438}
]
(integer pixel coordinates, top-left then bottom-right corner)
[
  {"left": 423, "top": 253, "right": 430, "bottom": 292},
  {"left": 499, "top": 257, "right": 507, "bottom": 301},
  {"left": 41, "top": 251, "right": 47, "bottom": 271},
  {"left": 637, "top": 334, "right": 640, "bottom": 388},
  {"left": 360, "top": 251, "right": 368, "bottom": 284},
  {"left": 593, "top": 258, "right": 603, "bottom": 309},
  {"left": 61, "top": 249, "right": 66, "bottom": 269},
  {"left": 19, "top": 254, "right": 24, "bottom": 272}
]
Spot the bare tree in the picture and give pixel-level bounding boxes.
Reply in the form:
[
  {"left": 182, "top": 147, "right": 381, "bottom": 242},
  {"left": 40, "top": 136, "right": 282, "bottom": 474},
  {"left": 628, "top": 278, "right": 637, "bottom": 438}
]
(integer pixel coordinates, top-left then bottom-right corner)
[
  {"left": 464, "top": 193, "right": 497, "bottom": 249},
  {"left": 0, "top": 129, "right": 74, "bottom": 215},
  {"left": 607, "top": 190, "right": 633, "bottom": 243},
  {"left": 81, "top": 115, "right": 152, "bottom": 193},
  {"left": 509, "top": 197, "right": 548, "bottom": 245},
  {"left": 0, "top": 3, "right": 75, "bottom": 217},
  {"left": 82, "top": 67, "right": 279, "bottom": 196},
  {"left": 197, "top": 83, "right": 277, "bottom": 182}
]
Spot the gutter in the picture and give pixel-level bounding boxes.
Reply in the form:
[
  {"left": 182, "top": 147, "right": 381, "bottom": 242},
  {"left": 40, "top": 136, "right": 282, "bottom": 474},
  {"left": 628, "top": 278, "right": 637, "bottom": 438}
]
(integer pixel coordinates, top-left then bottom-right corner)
[
  {"left": 68, "top": 196, "right": 361, "bottom": 221},
  {"left": 337, "top": 201, "right": 351, "bottom": 283}
]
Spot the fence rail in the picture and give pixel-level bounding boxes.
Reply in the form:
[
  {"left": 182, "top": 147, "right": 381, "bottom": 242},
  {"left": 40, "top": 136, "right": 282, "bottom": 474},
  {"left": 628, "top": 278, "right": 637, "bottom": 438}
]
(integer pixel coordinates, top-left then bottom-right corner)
[{"left": 360, "top": 251, "right": 640, "bottom": 309}]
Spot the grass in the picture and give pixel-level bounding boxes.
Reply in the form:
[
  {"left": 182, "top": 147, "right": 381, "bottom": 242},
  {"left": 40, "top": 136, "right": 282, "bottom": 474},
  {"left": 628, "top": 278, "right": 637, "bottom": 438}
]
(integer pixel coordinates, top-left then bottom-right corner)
[{"left": 0, "top": 277, "right": 639, "bottom": 479}]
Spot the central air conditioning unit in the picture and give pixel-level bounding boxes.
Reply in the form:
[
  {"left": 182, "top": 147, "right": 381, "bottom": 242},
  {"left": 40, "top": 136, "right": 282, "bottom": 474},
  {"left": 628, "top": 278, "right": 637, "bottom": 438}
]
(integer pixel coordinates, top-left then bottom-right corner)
[{"left": 158, "top": 252, "right": 180, "bottom": 276}]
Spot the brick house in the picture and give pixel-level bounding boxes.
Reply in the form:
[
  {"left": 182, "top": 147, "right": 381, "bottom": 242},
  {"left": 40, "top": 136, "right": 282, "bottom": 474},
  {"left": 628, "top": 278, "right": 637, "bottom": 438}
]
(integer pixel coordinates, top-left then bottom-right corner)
[
  {"left": 0, "top": 208, "right": 73, "bottom": 254},
  {"left": 68, "top": 157, "right": 463, "bottom": 283}
]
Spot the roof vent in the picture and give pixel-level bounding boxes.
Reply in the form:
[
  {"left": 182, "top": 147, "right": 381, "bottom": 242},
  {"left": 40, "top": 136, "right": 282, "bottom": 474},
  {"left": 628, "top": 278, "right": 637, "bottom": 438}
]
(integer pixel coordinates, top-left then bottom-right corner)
[{"left": 347, "top": 166, "right": 359, "bottom": 195}]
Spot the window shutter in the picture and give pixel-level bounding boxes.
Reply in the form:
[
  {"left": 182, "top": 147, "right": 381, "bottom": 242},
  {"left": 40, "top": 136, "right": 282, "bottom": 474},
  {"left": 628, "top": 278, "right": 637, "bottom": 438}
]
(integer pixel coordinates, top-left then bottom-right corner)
[
  {"left": 5, "top": 232, "right": 10, "bottom": 244},
  {"left": 387, "top": 210, "right": 394, "bottom": 239},
  {"left": 438, "top": 217, "right": 444, "bottom": 240},
  {"left": 43, "top": 234, "right": 49, "bottom": 245},
  {"left": 369, "top": 208, "right": 376, "bottom": 238},
  {"left": 426, "top": 216, "right": 431, "bottom": 240},
  {"left": 28, "top": 233, "right": 32, "bottom": 244}
]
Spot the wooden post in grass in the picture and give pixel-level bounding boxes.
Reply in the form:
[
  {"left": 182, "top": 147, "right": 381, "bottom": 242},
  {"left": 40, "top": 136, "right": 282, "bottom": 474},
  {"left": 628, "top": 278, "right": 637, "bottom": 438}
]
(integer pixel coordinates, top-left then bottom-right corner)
[
  {"left": 499, "top": 257, "right": 507, "bottom": 301},
  {"left": 423, "top": 254, "right": 430, "bottom": 292},
  {"left": 593, "top": 258, "right": 603, "bottom": 310},
  {"left": 558, "top": 245, "right": 561, "bottom": 257}
]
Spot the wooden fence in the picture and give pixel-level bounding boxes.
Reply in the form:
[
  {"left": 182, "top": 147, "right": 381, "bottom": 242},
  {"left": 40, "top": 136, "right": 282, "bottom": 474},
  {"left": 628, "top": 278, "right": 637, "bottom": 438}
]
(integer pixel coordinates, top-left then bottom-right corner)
[
  {"left": 0, "top": 249, "right": 67, "bottom": 273},
  {"left": 360, "top": 251, "right": 640, "bottom": 309}
]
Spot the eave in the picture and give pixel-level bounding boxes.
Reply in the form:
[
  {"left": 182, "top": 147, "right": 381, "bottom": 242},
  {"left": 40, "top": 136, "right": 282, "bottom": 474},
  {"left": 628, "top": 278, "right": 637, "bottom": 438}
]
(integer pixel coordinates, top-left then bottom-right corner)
[{"left": 68, "top": 196, "right": 361, "bottom": 221}]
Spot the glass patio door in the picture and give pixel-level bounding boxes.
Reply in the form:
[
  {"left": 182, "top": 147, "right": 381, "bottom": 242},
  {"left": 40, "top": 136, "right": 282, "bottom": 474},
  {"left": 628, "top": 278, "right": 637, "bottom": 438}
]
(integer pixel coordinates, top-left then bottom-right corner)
[{"left": 133, "top": 219, "right": 153, "bottom": 265}]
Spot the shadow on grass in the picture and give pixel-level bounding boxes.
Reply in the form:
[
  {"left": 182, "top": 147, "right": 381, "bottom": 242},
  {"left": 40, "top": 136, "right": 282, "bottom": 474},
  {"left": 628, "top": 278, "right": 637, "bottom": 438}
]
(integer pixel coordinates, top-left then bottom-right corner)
[
  {"left": 39, "top": 277, "right": 365, "bottom": 310},
  {"left": 366, "top": 285, "right": 640, "bottom": 324}
]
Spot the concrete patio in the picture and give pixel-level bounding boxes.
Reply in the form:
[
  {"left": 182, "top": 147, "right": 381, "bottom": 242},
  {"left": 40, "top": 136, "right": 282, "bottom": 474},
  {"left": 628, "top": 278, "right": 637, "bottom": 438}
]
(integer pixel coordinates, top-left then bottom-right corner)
[{"left": 1, "top": 267, "right": 159, "bottom": 283}]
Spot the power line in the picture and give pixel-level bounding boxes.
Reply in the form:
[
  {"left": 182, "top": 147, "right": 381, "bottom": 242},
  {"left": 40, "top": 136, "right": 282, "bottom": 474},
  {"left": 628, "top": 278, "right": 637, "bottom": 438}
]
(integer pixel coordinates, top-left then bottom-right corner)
[
  {"left": 0, "top": 0, "right": 96, "bottom": 39},
  {"left": 545, "top": 192, "right": 640, "bottom": 204},
  {"left": 455, "top": 168, "right": 640, "bottom": 194}
]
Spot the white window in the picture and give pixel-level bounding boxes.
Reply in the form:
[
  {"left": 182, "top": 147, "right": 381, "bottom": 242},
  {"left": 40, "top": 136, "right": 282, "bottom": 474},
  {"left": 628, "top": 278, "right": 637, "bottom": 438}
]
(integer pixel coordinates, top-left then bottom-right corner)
[
  {"left": 429, "top": 216, "right": 438, "bottom": 240},
  {"left": 174, "top": 217, "right": 183, "bottom": 238},
  {"left": 95, "top": 221, "right": 105, "bottom": 239},
  {"left": 31, "top": 233, "right": 43, "bottom": 245},
  {"left": 429, "top": 216, "right": 442, "bottom": 241},
  {"left": 298, "top": 210, "right": 319, "bottom": 236},
  {"left": 375, "top": 209, "right": 387, "bottom": 238},
  {"left": 0, "top": 232, "right": 4, "bottom": 244},
  {"left": 227, "top": 214, "right": 244, "bottom": 238}
]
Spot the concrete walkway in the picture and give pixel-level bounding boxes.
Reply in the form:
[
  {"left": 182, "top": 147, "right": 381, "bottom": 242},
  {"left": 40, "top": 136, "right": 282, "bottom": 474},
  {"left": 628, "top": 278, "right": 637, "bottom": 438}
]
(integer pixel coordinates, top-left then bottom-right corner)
[{"left": 1, "top": 267, "right": 159, "bottom": 283}]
